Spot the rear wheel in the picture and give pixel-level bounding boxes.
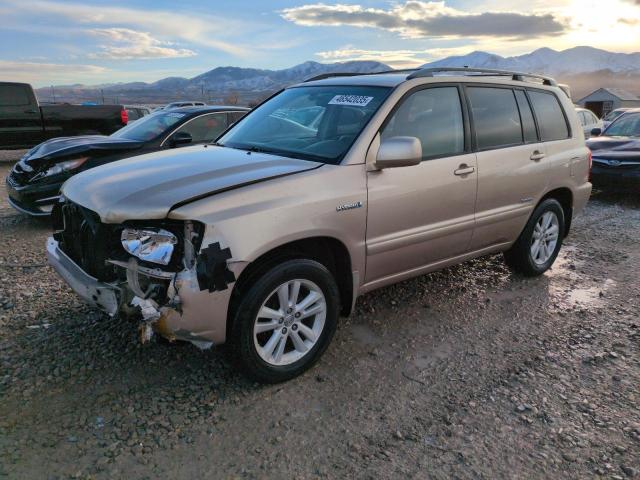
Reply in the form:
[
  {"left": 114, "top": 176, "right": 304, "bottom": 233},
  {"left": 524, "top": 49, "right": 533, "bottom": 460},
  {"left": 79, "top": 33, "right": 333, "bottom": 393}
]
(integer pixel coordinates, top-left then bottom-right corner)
[
  {"left": 504, "top": 198, "right": 565, "bottom": 276},
  {"left": 228, "top": 259, "right": 339, "bottom": 383}
]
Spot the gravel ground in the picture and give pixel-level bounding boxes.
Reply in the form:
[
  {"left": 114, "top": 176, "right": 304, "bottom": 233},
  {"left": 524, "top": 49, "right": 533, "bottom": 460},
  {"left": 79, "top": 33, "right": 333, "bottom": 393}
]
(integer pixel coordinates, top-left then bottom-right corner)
[{"left": 0, "top": 150, "right": 639, "bottom": 479}]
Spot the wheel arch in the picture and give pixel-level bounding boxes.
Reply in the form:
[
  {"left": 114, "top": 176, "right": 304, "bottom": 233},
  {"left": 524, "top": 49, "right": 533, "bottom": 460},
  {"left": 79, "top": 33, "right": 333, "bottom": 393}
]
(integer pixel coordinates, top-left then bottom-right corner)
[
  {"left": 227, "top": 236, "right": 354, "bottom": 339},
  {"left": 539, "top": 187, "right": 573, "bottom": 237}
]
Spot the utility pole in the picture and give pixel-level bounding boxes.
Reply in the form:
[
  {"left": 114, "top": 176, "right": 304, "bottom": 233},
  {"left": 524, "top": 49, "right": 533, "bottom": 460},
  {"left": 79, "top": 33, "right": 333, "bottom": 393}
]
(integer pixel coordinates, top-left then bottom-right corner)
[{"left": 101, "top": 89, "right": 105, "bottom": 105}]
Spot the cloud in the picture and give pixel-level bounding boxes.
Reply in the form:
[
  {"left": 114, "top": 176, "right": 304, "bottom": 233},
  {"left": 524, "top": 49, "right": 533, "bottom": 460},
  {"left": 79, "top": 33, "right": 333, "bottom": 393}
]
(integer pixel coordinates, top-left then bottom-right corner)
[
  {"left": 0, "top": 60, "right": 108, "bottom": 84},
  {"left": 282, "top": 1, "right": 566, "bottom": 39},
  {"left": 88, "top": 28, "right": 196, "bottom": 60},
  {"left": 2, "top": 0, "right": 249, "bottom": 57}
]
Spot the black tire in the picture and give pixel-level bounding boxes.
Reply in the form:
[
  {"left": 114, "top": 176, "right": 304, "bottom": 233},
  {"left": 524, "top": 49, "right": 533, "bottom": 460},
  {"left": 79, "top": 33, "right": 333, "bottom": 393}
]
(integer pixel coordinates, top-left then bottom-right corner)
[
  {"left": 228, "top": 259, "right": 340, "bottom": 383},
  {"left": 504, "top": 198, "right": 565, "bottom": 277}
]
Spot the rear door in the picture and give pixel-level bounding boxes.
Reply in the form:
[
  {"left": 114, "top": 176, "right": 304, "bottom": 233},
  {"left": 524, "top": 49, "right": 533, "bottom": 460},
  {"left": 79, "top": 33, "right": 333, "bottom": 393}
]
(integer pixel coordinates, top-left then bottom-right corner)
[
  {"left": 466, "top": 86, "right": 549, "bottom": 251},
  {"left": 0, "top": 83, "right": 43, "bottom": 147},
  {"left": 365, "top": 85, "right": 477, "bottom": 285}
]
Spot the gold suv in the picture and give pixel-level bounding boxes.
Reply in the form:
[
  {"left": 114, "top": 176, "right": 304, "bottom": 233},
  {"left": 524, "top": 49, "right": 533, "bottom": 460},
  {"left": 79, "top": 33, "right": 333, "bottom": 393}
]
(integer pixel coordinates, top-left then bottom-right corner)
[{"left": 47, "top": 68, "right": 592, "bottom": 382}]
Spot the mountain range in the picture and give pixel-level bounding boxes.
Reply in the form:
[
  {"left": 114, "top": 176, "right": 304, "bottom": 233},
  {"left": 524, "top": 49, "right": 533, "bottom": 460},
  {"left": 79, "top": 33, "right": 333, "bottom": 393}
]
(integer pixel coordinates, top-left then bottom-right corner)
[
  {"left": 422, "top": 46, "right": 640, "bottom": 76},
  {"left": 36, "top": 47, "right": 640, "bottom": 105},
  {"left": 37, "top": 60, "right": 391, "bottom": 105}
]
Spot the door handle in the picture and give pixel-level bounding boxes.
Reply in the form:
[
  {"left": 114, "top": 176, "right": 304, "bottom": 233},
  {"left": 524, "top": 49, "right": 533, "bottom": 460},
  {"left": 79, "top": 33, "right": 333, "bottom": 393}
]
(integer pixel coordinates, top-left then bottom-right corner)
[
  {"left": 530, "top": 151, "right": 546, "bottom": 161},
  {"left": 454, "top": 164, "right": 475, "bottom": 176}
]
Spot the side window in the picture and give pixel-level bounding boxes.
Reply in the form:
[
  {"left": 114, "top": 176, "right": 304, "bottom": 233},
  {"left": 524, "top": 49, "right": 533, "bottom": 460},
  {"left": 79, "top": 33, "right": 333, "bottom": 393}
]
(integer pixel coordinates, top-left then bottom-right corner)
[
  {"left": 528, "top": 91, "right": 570, "bottom": 141},
  {"left": 381, "top": 86, "right": 464, "bottom": 159},
  {"left": 126, "top": 108, "right": 140, "bottom": 121},
  {"left": 175, "top": 113, "right": 228, "bottom": 142},
  {"left": 227, "top": 111, "right": 247, "bottom": 125},
  {"left": 589, "top": 111, "right": 599, "bottom": 124},
  {"left": 0, "top": 85, "right": 31, "bottom": 106},
  {"left": 580, "top": 111, "right": 589, "bottom": 126},
  {"left": 514, "top": 90, "right": 538, "bottom": 143},
  {"left": 467, "top": 87, "right": 523, "bottom": 150}
]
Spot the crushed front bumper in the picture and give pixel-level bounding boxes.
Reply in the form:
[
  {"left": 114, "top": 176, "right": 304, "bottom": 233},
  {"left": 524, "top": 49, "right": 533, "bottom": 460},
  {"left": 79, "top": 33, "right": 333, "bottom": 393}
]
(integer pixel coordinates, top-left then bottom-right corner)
[
  {"left": 6, "top": 175, "right": 61, "bottom": 216},
  {"left": 47, "top": 236, "right": 238, "bottom": 345},
  {"left": 46, "top": 237, "right": 121, "bottom": 315}
]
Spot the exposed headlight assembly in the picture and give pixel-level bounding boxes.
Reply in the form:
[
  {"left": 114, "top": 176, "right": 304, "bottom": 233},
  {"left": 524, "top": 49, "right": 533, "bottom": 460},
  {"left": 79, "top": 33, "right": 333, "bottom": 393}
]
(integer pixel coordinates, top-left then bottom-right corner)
[
  {"left": 35, "top": 157, "right": 89, "bottom": 181},
  {"left": 121, "top": 228, "right": 178, "bottom": 265}
]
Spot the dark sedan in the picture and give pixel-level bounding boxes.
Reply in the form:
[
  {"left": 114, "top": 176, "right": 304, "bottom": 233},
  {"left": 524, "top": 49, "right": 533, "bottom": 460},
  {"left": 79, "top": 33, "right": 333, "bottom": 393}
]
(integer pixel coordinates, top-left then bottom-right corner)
[
  {"left": 6, "top": 106, "right": 249, "bottom": 216},
  {"left": 587, "top": 109, "right": 640, "bottom": 188}
]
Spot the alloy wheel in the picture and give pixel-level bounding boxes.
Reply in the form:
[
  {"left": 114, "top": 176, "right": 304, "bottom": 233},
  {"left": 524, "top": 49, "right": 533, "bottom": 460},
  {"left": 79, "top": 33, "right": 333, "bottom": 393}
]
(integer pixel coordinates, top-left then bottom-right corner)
[
  {"left": 253, "top": 279, "right": 327, "bottom": 366},
  {"left": 530, "top": 211, "right": 559, "bottom": 265}
]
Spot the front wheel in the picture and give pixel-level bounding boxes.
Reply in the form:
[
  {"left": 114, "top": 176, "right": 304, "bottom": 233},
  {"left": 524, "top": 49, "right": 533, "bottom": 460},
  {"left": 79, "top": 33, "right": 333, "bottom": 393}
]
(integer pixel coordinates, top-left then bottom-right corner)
[
  {"left": 228, "top": 259, "right": 340, "bottom": 383},
  {"left": 504, "top": 198, "right": 565, "bottom": 276}
]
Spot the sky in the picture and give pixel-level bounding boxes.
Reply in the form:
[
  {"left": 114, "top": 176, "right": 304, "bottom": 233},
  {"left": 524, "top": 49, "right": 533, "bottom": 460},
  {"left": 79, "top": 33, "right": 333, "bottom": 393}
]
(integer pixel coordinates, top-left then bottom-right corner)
[{"left": 1, "top": 0, "right": 639, "bottom": 87}]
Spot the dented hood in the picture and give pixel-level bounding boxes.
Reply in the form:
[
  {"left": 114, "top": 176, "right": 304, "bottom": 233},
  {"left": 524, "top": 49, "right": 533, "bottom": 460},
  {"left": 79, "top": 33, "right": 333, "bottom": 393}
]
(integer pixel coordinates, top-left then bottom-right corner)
[
  {"left": 61, "top": 144, "right": 321, "bottom": 223},
  {"left": 586, "top": 136, "right": 640, "bottom": 160},
  {"left": 21, "top": 135, "right": 143, "bottom": 168}
]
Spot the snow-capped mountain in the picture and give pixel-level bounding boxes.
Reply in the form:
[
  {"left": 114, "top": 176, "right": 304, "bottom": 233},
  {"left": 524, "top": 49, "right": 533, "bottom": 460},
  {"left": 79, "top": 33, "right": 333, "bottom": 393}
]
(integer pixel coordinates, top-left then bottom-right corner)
[{"left": 422, "top": 47, "right": 640, "bottom": 76}]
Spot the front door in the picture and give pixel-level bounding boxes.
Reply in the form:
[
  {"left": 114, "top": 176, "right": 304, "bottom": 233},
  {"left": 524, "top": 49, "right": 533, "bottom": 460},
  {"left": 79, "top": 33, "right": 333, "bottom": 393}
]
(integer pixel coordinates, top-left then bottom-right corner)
[
  {"left": 365, "top": 85, "right": 477, "bottom": 286},
  {"left": 0, "top": 84, "right": 42, "bottom": 148}
]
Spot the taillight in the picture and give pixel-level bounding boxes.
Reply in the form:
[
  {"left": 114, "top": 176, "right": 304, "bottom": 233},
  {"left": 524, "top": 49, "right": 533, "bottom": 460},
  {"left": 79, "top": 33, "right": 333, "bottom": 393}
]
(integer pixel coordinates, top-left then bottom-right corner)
[
  {"left": 120, "top": 108, "right": 128, "bottom": 125},
  {"left": 588, "top": 150, "right": 592, "bottom": 182}
]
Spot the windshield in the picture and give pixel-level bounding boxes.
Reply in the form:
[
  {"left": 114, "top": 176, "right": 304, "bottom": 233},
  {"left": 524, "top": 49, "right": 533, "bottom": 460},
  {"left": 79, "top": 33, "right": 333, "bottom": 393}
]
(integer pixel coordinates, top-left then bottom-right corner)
[
  {"left": 603, "top": 112, "right": 640, "bottom": 137},
  {"left": 604, "top": 110, "right": 626, "bottom": 122},
  {"left": 110, "top": 111, "right": 187, "bottom": 141},
  {"left": 218, "top": 85, "right": 391, "bottom": 163}
]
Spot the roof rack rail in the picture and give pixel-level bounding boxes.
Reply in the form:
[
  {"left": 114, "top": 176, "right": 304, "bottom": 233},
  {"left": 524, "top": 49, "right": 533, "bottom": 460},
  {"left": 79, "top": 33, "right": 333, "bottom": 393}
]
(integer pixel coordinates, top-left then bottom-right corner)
[
  {"left": 303, "top": 68, "right": 420, "bottom": 83},
  {"left": 406, "top": 67, "right": 557, "bottom": 86}
]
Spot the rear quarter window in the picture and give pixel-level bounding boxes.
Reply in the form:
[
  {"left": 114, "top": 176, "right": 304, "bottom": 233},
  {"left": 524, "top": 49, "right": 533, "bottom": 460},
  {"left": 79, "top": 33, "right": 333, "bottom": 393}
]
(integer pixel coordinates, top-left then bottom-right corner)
[
  {"left": 528, "top": 91, "right": 570, "bottom": 141},
  {"left": 0, "top": 85, "right": 31, "bottom": 106}
]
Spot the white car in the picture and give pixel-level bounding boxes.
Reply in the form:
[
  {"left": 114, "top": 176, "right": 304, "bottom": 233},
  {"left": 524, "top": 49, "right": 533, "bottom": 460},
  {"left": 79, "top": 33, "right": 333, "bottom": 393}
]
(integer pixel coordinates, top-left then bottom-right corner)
[
  {"left": 576, "top": 107, "right": 603, "bottom": 139},
  {"left": 602, "top": 108, "right": 632, "bottom": 129}
]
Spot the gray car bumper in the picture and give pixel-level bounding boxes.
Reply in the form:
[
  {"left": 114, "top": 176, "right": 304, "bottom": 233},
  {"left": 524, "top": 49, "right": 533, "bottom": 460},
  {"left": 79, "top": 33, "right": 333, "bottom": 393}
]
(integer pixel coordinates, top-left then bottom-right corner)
[{"left": 46, "top": 237, "right": 121, "bottom": 316}]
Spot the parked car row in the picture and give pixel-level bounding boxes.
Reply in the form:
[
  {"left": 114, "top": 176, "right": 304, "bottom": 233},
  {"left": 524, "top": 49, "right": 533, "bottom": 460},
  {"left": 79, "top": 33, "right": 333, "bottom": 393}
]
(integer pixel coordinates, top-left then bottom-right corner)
[{"left": 34, "top": 67, "right": 592, "bottom": 382}]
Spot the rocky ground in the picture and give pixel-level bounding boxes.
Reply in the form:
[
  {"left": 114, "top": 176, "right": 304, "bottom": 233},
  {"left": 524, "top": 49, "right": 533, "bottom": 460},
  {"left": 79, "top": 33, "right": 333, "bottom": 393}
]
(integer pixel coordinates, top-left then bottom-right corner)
[{"left": 0, "top": 152, "right": 638, "bottom": 479}]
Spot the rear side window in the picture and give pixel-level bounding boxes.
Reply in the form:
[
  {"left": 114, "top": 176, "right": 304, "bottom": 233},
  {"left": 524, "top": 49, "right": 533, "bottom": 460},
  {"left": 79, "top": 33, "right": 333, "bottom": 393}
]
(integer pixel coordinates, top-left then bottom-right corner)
[
  {"left": 467, "top": 87, "right": 522, "bottom": 150},
  {"left": 528, "top": 91, "right": 570, "bottom": 141},
  {"left": 576, "top": 111, "right": 586, "bottom": 126},
  {"left": 0, "top": 85, "right": 31, "bottom": 106},
  {"left": 381, "top": 86, "right": 465, "bottom": 159},
  {"left": 175, "top": 113, "right": 228, "bottom": 142},
  {"left": 228, "top": 111, "right": 247, "bottom": 124},
  {"left": 515, "top": 90, "right": 538, "bottom": 143},
  {"left": 126, "top": 108, "right": 141, "bottom": 121}
]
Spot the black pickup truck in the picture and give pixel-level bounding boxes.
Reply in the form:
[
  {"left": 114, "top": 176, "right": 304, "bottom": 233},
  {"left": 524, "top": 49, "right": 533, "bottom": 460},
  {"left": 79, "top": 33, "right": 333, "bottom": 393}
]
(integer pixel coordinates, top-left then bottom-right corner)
[{"left": 0, "top": 82, "right": 129, "bottom": 149}]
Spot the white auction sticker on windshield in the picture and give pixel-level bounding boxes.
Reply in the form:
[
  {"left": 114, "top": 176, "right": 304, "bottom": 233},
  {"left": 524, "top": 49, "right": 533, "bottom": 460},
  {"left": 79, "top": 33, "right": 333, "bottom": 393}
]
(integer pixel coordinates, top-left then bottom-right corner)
[
  {"left": 166, "top": 113, "right": 186, "bottom": 118},
  {"left": 328, "top": 95, "right": 374, "bottom": 107}
]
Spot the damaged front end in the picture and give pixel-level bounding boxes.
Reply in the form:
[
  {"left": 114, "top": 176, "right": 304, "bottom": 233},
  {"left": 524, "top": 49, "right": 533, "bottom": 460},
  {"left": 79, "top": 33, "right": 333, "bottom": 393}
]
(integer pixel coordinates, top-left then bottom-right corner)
[{"left": 48, "top": 200, "right": 239, "bottom": 347}]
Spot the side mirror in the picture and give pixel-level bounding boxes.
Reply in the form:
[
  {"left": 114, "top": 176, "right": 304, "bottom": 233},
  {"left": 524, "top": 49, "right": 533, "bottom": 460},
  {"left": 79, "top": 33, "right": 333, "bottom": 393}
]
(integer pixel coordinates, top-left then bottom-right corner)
[
  {"left": 169, "top": 131, "right": 193, "bottom": 147},
  {"left": 375, "top": 136, "right": 422, "bottom": 169},
  {"left": 590, "top": 127, "right": 602, "bottom": 137}
]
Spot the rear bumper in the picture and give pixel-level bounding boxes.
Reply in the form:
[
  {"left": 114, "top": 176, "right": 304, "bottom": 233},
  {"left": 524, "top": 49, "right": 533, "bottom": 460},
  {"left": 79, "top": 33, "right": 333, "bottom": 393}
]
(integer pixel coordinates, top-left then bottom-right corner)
[
  {"left": 46, "top": 237, "right": 121, "bottom": 315},
  {"left": 572, "top": 182, "right": 592, "bottom": 217}
]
